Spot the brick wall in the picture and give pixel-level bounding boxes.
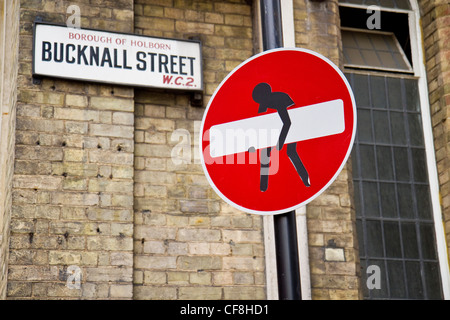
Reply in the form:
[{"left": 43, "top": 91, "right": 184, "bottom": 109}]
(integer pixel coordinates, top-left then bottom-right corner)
[
  {"left": 293, "top": 0, "right": 361, "bottom": 300},
  {"left": 1, "top": 0, "right": 373, "bottom": 300},
  {"left": 132, "top": 0, "right": 266, "bottom": 300},
  {"left": 419, "top": 0, "right": 450, "bottom": 263},
  {"left": 8, "top": 0, "right": 135, "bottom": 299},
  {"left": 0, "top": 0, "right": 20, "bottom": 299}
]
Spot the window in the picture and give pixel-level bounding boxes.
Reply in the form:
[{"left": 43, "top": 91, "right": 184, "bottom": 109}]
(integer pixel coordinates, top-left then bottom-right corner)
[
  {"left": 340, "top": 0, "right": 449, "bottom": 299},
  {"left": 342, "top": 28, "right": 413, "bottom": 73}
]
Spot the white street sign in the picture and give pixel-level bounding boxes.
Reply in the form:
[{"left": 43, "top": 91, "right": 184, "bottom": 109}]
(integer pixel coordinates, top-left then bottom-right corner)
[{"left": 33, "top": 22, "right": 203, "bottom": 91}]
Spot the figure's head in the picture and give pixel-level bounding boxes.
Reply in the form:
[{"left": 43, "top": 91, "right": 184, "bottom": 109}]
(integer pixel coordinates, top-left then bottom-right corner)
[{"left": 252, "top": 82, "right": 272, "bottom": 104}]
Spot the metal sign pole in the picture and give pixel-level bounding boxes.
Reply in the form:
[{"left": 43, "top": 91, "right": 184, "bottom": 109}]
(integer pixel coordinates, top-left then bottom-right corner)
[{"left": 259, "top": 0, "right": 302, "bottom": 300}]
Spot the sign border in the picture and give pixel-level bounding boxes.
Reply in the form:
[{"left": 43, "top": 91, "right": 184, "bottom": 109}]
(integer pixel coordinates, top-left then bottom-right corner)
[
  {"left": 32, "top": 20, "right": 204, "bottom": 92},
  {"left": 199, "top": 47, "right": 357, "bottom": 215}
]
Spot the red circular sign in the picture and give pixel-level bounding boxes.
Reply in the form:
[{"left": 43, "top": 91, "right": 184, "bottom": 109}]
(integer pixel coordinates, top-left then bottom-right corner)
[{"left": 200, "top": 48, "right": 356, "bottom": 215}]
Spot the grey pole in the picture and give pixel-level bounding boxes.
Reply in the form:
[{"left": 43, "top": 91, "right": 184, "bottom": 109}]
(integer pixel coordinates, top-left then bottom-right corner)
[{"left": 259, "top": 0, "right": 302, "bottom": 300}]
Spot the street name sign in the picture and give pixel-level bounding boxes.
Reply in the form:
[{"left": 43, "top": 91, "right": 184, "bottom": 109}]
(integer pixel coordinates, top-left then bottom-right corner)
[{"left": 33, "top": 22, "right": 203, "bottom": 91}]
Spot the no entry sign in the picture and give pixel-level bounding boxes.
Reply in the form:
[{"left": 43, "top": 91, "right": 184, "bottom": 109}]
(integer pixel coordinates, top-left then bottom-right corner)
[{"left": 200, "top": 48, "right": 356, "bottom": 215}]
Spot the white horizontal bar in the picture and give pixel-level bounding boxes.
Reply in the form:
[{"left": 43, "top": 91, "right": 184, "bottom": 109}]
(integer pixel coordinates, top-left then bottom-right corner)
[{"left": 209, "top": 99, "right": 345, "bottom": 158}]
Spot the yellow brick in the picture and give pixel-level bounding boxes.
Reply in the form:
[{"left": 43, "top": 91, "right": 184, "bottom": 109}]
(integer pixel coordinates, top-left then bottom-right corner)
[
  {"left": 64, "top": 149, "right": 85, "bottom": 162},
  {"left": 66, "top": 94, "right": 88, "bottom": 108}
]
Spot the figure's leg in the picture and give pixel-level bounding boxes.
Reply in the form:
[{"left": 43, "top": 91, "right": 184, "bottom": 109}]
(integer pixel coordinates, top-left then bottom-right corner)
[
  {"left": 260, "top": 147, "right": 272, "bottom": 192},
  {"left": 287, "top": 143, "right": 310, "bottom": 187}
]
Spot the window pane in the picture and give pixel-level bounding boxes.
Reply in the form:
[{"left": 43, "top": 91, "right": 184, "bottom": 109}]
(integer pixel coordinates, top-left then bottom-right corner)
[
  {"left": 411, "top": 148, "right": 428, "bottom": 183},
  {"left": 379, "top": 182, "right": 397, "bottom": 218},
  {"left": 356, "top": 219, "right": 365, "bottom": 253},
  {"left": 405, "top": 261, "right": 424, "bottom": 299},
  {"left": 397, "top": 183, "right": 414, "bottom": 219},
  {"left": 390, "top": 112, "right": 407, "bottom": 145},
  {"left": 357, "top": 109, "right": 373, "bottom": 142},
  {"left": 373, "top": 111, "right": 390, "bottom": 143},
  {"left": 342, "top": 29, "right": 412, "bottom": 72},
  {"left": 370, "top": 76, "right": 387, "bottom": 109},
  {"left": 353, "top": 74, "right": 370, "bottom": 107},
  {"left": 384, "top": 221, "right": 402, "bottom": 258},
  {"left": 345, "top": 48, "right": 366, "bottom": 66},
  {"left": 424, "top": 262, "right": 443, "bottom": 299},
  {"left": 354, "top": 182, "right": 363, "bottom": 217},
  {"left": 352, "top": 152, "right": 360, "bottom": 178},
  {"left": 387, "top": 260, "right": 406, "bottom": 298},
  {"left": 342, "top": 30, "right": 357, "bottom": 48},
  {"left": 415, "top": 184, "right": 432, "bottom": 220},
  {"left": 371, "top": 33, "right": 390, "bottom": 51},
  {"left": 376, "top": 146, "right": 394, "bottom": 180},
  {"left": 408, "top": 113, "right": 424, "bottom": 146},
  {"left": 401, "top": 222, "right": 419, "bottom": 259},
  {"left": 366, "top": 220, "right": 383, "bottom": 257},
  {"left": 357, "top": 33, "right": 374, "bottom": 49},
  {"left": 378, "top": 52, "right": 398, "bottom": 69},
  {"left": 420, "top": 223, "right": 437, "bottom": 260},
  {"left": 393, "top": 147, "right": 410, "bottom": 181},
  {"left": 361, "top": 49, "right": 382, "bottom": 68},
  {"left": 362, "top": 182, "right": 380, "bottom": 217},
  {"left": 360, "top": 145, "right": 377, "bottom": 179},
  {"left": 405, "top": 79, "right": 420, "bottom": 111},
  {"left": 387, "top": 77, "right": 403, "bottom": 110}
]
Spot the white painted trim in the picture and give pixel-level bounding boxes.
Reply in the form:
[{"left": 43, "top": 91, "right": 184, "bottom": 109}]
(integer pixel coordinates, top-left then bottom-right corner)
[
  {"left": 280, "top": 0, "right": 295, "bottom": 47},
  {"left": 409, "top": 0, "right": 450, "bottom": 300},
  {"left": 339, "top": 2, "right": 412, "bottom": 14},
  {"left": 296, "top": 206, "right": 311, "bottom": 300},
  {"left": 263, "top": 215, "right": 279, "bottom": 300}
]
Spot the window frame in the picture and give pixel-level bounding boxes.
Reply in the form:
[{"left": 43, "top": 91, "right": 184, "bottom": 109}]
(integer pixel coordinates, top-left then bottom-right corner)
[
  {"left": 340, "top": 0, "right": 450, "bottom": 299},
  {"left": 341, "top": 27, "right": 414, "bottom": 74}
]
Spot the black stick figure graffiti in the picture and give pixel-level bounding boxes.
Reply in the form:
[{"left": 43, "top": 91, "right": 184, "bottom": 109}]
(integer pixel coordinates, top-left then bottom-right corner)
[{"left": 252, "top": 83, "right": 310, "bottom": 191}]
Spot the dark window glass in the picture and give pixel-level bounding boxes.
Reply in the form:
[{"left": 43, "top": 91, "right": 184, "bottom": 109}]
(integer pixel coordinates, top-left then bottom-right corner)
[
  {"left": 376, "top": 146, "right": 394, "bottom": 180},
  {"left": 346, "top": 73, "right": 443, "bottom": 299},
  {"left": 405, "top": 261, "right": 424, "bottom": 299},
  {"left": 390, "top": 112, "right": 407, "bottom": 145},
  {"left": 357, "top": 109, "right": 373, "bottom": 142},
  {"left": 387, "top": 260, "right": 406, "bottom": 298},
  {"left": 366, "top": 220, "right": 384, "bottom": 257},
  {"left": 373, "top": 110, "right": 391, "bottom": 143},
  {"left": 401, "top": 223, "right": 419, "bottom": 259},
  {"left": 379, "top": 182, "right": 397, "bottom": 218}
]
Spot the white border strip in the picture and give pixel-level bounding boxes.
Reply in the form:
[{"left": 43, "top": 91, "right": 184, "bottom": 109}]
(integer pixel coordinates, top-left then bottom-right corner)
[
  {"left": 339, "top": 2, "right": 412, "bottom": 14},
  {"left": 280, "top": 0, "right": 295, "bottom": 48},
  {"left": 409, "top": 0, "right": 450, "bottom": 300}
]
